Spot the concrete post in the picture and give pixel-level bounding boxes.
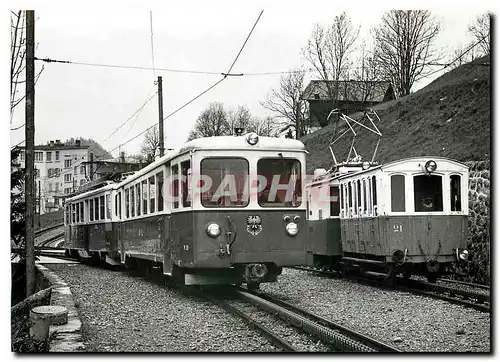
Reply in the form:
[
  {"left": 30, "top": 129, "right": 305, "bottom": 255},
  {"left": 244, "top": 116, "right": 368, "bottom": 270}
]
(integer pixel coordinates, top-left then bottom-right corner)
[{"left": 30, "top": 305, "right": 69, "bottom": 342}]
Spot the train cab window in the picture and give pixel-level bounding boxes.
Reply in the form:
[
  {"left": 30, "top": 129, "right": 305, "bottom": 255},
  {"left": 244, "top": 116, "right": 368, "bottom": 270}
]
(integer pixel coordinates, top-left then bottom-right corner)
[
  {"left": 100, "top": 196, "right": 105, "bottom": 220},
  {"left": 106, "top": 194, "right": 110, "bottom": 219},
  {"left": 125, "top": 189, "right": 130, "bottom": 218},
  {"left": 156, "top": 171, "right": 164, "bottom": 212},
  {"left": 130, "top": 187, "right": 135, "bottom": 217},
  {"left": 80, "top": 201, "right": 84, "bottom": 222},
  {"left": 181, "top": 160, "right": 192, "bottom": 208},
  {"left": 201, "top": 158, "right": 249, "bottom": 207},
  {"left": 172, "top": 164, "right": 179, "bottom": 209},
  {"left": 90, "top": 199, "right": 94, "bottom": 221},
  {"left": 148, "top": 176, "right": 155, "bottom": 213},
  {"left": 450, "top": 175, "right": 462, "bottom": 211},
  {"left": 135, "top": 184, "right": 141, "bottom": 216},
  {"left": 94, "top": 197, "right": 99, "bottom": 220},
  {"left": 391, "top": 175, "right": 406, "bottom": 212},
  {"left": 330, "top": 186, "right": 340, "bottom": 217},
  {"left": 257, "top": 158, "right": 301, "bottom": 207},
  {"left": 142, "top": 180, "right": 148, "bottom": 214},
  {"left": 414, "top": 175, "right": 443, "bottom": 212}
]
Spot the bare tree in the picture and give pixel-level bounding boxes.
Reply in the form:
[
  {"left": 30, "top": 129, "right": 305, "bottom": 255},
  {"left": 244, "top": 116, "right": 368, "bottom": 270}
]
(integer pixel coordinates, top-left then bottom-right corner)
[
  {"left": 449, "top": 43, "right": 480, "bottom": 69},
  {"left": 261, "top": 68, "right": 310, "bottom": 138},
  {"left": 350, "top": 41, "right": 385, "bottom": 106},
  {"left": 141, "top": 126, "right": 160, "bottom": 163},
  {"left": 228, "top": 105, "right": 252, "bottom": 134},
  {"left": 248, "top": 116, "right": 278, "bottom": 137},
  {"left": 468, "top": 13, "right": 490, "bottom": 56},
  {"left": 187, "top": 102, "right": 230, "bottom": 141},
  {"left": 10, "top": 10, "right": 43, "bottom": 124},
  {"left": 303, "top": 12, "right": 360, "bottom": 102},
  {"left": 372, "top": 10, "right": 441, "bottom": 97}
]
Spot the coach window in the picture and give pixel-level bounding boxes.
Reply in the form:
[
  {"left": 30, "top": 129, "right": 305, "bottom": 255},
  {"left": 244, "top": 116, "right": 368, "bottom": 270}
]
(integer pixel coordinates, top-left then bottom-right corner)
[
  {"left": 149, "top": 176, "right": 155, "bottom": 213},
  {"left": 90, "top": 199, "right": 94, "bottom": 221},
  {"left": 142, "top": 180, "right": 148, "bottom": 214},
  {"left": 347, "top": 182, "right": 352, "bottom": 217},
  {"left": 100, "top": 195, "right": 105, "bottom": 220},
  {"left": 450, "top": 175, "right": 462, "bottom": 211},
  {"left": 93, "top": 197, "right": 99, "bottom": 220},
  {"left": 181, "top": 160, "right": 191, "bottom": 208},
  {"left": 330, "top": 186, "right": 340, "bottom": 217},
  {"left": 85, "top": 200, "right": 89, "bottom": 222},
  {"left": 125, "top": 189, "right": 130, "bottom": 218},
  {"left": 156, "top": 172, "right": 164, "bottom": 212},
  {"left": 106, "top": 194, "right": 111, "bottom": 219},
  {"left": 391, "top": 175, "right": 406, "bottom": 212},
  {"left": 80, "top": 201, "right": 84, "bottom": 222},
  {"left": 130, "top": 187, "right": 135, "bottom": 217},
  {"left": 118, "top": 191, "right": 122, "bottom": 218},
  {"left": 71, "top": 204, "right": 76, "bottom": 224},
  {"left": 414, "top": 175, "right": 443, "bottom": 212},
  {"left": 362, "top": 179, "right": 368, "bottom": 215},
  {"left": 201, "top": 158, "right": 249, "bottom": 207},
  {"left": 340, "top": 185, "right": 344, "bottom": 216},
  {"left": 352, "top": 182, "right": 357, "bottom": 216},
  {"left": 75, "top": 203, "right": 79, "bottom": 223},
  {"left": 115, "top": 194, "right": 118, "bottom": 217},
  {"left": 357, "top": 180, "right": 362, "bottom": 215},
  {"left": 372, "top": 176, "right": 378, "bottom": 214},
  {"left": 257, "top": 158, "right": 301, "bottom": 207},
  {"left": 172, "top": 164, "right": 179, "bottom": 209},
  {"left": 135, "top": 184, "right": 141, "bottom": 216}
]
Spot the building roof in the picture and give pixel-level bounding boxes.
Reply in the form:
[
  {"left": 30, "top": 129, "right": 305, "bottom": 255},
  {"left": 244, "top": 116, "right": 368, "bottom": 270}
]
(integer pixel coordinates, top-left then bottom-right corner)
[
  {"left": 19, "top": 143, "right": 90, "bottom": 151},
  {"left": 301, "top": 80, "right": 393, "bottom": 103}
]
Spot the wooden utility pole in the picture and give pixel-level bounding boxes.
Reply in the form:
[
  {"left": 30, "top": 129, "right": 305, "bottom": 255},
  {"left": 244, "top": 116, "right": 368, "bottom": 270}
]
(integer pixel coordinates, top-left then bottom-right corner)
[
  {"left": 25, "top": 10, "right": 35, "bottom": 297},
  {"left": 157, "top": 76, "right": 165, "bottom": 157}
]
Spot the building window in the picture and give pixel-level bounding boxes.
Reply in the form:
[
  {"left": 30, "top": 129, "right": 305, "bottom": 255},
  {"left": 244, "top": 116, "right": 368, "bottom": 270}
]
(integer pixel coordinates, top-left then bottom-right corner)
[
  {"left": 450, "top": 175, "right": 462, "bottom": 211},
  {"left": 35, "top": 151, "right": 43, "bottom": 162},
  {"left": 80, "top": 165, "right": 85, "bottom": 174},
  {"left": 55, "top": 183, "right": 59, "bottom": 192},
  {"left": 64, "top": 174, "right": 72, "bottom": 182},
  {"left": 64, "top": 159, "right": 72, "bottom": 168},
  {"left": 64, "top": 187, "right": 72, "bottom": 194},
  {"left": 80, "top": 179, "right": 85, "bottom": 186},
  {"left": 20, "top": 151, "right": 25, "bottom": 161},
  {"left": 391, "top": 175, "right": 406, "bottom": 212},
  {"left": 35, "top": 168, "right": 40, "bottom": 178},
  {"left": 48, "top": 183, "right": 52, "bottom": 192},
  {"left": 74, "top": 166, "right": 77, "bottom": 174},
  {"left": 55, "top": 151, "right": 60, "bottom": 161},
  {"left": 46, "top": 152, "right": 52, "bottom": 162}
]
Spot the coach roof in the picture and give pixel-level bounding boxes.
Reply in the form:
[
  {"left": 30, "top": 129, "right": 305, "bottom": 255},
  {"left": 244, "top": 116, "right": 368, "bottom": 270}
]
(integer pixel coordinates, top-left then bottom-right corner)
[{"left": 180, "top": 135, "right": 306, "bottom": 153}]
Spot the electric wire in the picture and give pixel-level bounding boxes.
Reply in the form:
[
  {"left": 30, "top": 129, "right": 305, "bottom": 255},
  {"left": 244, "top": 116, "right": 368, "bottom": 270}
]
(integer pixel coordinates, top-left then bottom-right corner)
[{"left": 150, "top": 11, "right": 156, "bottom": 80}]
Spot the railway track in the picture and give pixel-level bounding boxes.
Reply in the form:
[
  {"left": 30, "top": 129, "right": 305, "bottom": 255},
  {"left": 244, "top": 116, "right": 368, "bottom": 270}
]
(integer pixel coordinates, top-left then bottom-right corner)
[
  {"left": 289, "top": 266, "right": 490, "bottom": 312},
  {"left": 206, "top": 287, "right": 400, "bottom": 352}
]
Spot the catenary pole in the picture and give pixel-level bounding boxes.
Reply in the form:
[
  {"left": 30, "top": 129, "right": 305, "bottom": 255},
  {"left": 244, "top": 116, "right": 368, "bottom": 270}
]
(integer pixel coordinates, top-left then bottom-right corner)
[
  {"left": 25, "top": 10, "right": 36, "bottom": 297},
  {"left": 157, "top": 76, "right": 165, "bottom": 157}
]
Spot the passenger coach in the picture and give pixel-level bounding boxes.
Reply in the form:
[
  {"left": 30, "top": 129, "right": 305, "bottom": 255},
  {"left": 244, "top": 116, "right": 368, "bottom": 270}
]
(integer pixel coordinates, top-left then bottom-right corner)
[{"left": 65, "top": 133, "right": 307, "bottom": 289}]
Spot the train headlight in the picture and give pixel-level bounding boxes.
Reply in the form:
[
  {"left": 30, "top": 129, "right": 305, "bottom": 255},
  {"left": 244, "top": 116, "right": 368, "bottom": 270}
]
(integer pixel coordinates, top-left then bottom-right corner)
[
  {"left": 362, "top": 161, "right": 371, "bottom": 170},
  {"left": 459, "top": 249, "right": 469, "bottom": 261},
  {"left": 425, "top": 160, "right": 437, "bottom": 173},
  {"left": 283, "top": 215, "right": 291, "bottom": 222},
  {"left": 206, "top": 223, "right": 221, "bottom": 238},
  {"left": 293, "top": 215, "right": 300, "bottom": 222},
  {"left": 285, "top": 222, "right": 298, "bottom": 236},
  {"left": 246, "top": 132, "right": 259, "bottom": 146}
]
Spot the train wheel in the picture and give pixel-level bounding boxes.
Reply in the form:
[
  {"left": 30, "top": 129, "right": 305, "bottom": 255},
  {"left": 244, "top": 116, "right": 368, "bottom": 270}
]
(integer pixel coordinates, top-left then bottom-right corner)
[
  {"left": 247, "top": 282, "right": 260, "bottom": 291},
  {"left": 402, "top": 272, "right": 411, "bottom": 284}
]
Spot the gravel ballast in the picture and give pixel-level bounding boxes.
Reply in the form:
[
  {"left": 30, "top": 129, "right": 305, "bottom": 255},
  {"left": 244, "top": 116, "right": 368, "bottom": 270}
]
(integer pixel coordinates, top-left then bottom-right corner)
[
  {"left": 260, "top": 268, "right": 491, "bottom": 352},
  {"left": 46, "top": 263, "right": 279, "bottom": 352}
]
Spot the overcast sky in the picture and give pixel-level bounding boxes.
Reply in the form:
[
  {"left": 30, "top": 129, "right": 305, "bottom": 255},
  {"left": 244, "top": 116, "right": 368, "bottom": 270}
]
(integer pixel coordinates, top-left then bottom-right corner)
[{"left": 9, "top": 1, "right": 491, "bottom": 159}]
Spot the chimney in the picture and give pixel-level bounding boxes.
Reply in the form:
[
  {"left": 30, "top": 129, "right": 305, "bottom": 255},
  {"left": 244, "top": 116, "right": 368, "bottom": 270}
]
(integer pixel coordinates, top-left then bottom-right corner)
[
  {"left": 120, "top": 151, "right": 125, "bottom": 163},
  {"left": 55, "top": 139, "right": 61, "bottom": 144},
  {"left": 50, "top": 140, "right": 55, "bottom": 147},
  {"left": 75, "top": 139, "right": 81, "bottom": 147}
]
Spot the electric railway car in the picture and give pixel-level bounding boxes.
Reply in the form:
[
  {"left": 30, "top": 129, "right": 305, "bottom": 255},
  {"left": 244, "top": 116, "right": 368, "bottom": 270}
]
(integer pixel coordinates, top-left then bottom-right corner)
[
  {"left": 306, "top": 157, "right": 469, "bottom": 283},
  {"left": 64, "top": 133, "right": 307, "bottom": 289}
]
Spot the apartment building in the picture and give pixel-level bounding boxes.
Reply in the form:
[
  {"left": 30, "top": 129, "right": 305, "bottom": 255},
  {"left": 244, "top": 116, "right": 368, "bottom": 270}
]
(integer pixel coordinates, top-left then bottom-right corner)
[{"left": 18, "top": 140, "right": 91, "bottom": 214}]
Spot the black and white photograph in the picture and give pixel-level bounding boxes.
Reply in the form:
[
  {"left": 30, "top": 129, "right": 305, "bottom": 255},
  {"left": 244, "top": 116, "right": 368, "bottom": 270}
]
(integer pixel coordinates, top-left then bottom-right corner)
[{"left": 8, "top": 1, "right": 491, "bottom": 353}]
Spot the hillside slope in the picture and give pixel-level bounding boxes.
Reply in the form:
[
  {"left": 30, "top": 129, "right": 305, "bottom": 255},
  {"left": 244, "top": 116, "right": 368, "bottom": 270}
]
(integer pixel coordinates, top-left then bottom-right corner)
[{"left": 302, "top": 56, "right": 491, "bottom": 172}]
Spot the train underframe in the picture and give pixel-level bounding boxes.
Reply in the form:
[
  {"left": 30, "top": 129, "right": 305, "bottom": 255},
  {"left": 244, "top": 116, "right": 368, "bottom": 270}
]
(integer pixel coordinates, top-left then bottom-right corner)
[{"left": 311, "top": 252, "right": 466, "bottom": 284}]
